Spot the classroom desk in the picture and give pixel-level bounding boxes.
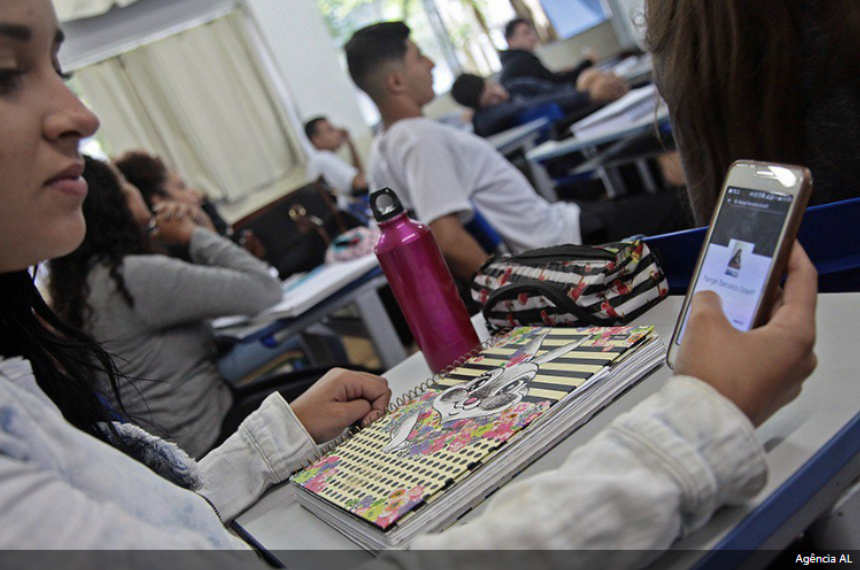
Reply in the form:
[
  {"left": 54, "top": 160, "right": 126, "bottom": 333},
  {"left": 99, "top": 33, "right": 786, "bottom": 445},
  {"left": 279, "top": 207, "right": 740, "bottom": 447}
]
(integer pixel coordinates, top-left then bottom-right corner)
[
  {"left": 526, "top": 109, "right": 671, "bottom": 198},
  {"left": 527, "top": 108, "right": 671, "bottom": 163},
  {"left": 487, "top": 117, "right": 557, "bottom": 202},
  {"left": 235, "top": 293, "right": 860, "bottom": 569},
  {"left": 216, "top": 267, "right": 409, "bottom": 372}
]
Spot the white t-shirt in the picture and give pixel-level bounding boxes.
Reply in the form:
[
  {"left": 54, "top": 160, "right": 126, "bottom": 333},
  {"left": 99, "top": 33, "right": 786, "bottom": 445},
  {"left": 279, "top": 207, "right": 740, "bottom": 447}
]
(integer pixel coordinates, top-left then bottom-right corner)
[
  {"left": 306, "top": 149, "right": 358, "bottom": 207},
  {"left": 368, "top": 117, "right": 581, "bottom": 252}
]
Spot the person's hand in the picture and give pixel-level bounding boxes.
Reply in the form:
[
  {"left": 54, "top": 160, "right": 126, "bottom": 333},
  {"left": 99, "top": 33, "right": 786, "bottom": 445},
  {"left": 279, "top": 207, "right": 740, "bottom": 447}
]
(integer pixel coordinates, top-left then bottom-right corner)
[
  {"left": 338, "top": 128, "right": 351, "bottom": 143},
  {"left": 587, "top": 73, "right": 628, "bottom": 104},
  {"left": 575, "top": 67, "right": 601, "bottom": 91},
  {"left": 291, "top": 368, "right": 391, "bottom": 443},
  {"left": 150, "top": 202, "right": 200, "bottom": 244},
  {"left": 675, "top": 242, "right": 818, "bottom": 426}
]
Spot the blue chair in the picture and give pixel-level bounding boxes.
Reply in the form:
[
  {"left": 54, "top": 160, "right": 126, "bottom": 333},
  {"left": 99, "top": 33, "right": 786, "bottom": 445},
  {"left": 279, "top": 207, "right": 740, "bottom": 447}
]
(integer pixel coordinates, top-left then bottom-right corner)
[
  {"left": 516, "top": 102, "right": 563, "bottom": 144},
  {"left": 464, "top": 207, "right": 506, "bottom": 255},
  {"left": 644, "top": 197, "right": 860, "bottom": 294}
]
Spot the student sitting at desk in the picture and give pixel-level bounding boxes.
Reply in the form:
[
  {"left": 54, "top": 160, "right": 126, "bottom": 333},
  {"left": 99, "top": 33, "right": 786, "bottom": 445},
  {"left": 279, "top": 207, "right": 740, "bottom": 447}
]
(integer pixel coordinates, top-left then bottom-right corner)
[
  {"left": 48, "top": 157, "right": 292, "bottom": 458},
  {"left": 499, "top": 17, "right": 598, "bottom": 99},
  {"left": 0, "top": 0, "right": 818, "bottom": 558},
  {"left": 450, "top": 73, "right": 626, "bottom": 138},
  {"left": 345, "top": 22, "right": 680, "bottom": 281},
  {"left": 115, "top": 150, "right": 267, "bottom": 260},
  {"left": 304, "top": 115, "right": 369, "bottom": 208},
  {"left": 646, "top": 0, "right": 860, "bottom": 224}
]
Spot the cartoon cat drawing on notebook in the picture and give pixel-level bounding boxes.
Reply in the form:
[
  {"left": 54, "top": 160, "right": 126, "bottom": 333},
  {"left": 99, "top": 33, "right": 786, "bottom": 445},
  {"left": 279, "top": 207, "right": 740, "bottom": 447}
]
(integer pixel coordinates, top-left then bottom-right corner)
[{"left": 382, "top": 330, "right": 588, "bottom": 455}]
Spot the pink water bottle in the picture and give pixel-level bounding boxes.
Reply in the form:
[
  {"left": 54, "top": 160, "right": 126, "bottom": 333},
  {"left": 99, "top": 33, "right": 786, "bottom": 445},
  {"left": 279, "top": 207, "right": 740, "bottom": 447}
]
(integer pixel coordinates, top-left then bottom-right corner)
[{"left": 371, "top": 188, "right": 480, "bottom": 372}]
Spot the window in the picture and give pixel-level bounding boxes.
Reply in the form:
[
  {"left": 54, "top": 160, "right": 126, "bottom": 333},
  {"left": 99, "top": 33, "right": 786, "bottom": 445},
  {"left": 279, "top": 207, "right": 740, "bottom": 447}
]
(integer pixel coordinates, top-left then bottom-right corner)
[{"left": 539, "top": 0, "right": 608, "bottom": 39}]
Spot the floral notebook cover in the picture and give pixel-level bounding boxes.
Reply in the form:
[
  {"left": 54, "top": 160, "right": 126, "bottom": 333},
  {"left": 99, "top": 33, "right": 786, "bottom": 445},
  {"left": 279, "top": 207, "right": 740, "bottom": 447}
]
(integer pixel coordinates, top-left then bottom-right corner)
[{"left": 291, "top": 325, "right": 652, "bottom": 532}]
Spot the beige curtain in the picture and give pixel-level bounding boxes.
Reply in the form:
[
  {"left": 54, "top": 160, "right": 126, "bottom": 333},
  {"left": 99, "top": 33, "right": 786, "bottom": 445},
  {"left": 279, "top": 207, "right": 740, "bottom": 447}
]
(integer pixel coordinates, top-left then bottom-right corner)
[
  {"left": 55, "top": 0, "right": 141, "bottom": 22},
  {"left": 75, "top": 12, "right": 302, "bottom": 202}
]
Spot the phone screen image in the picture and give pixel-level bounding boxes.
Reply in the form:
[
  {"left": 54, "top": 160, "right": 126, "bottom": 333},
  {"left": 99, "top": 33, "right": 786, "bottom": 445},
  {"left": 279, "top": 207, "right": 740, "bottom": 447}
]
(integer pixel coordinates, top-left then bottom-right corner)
[{"left": 676, "top": 186, "right": 794, "bottom": 345}]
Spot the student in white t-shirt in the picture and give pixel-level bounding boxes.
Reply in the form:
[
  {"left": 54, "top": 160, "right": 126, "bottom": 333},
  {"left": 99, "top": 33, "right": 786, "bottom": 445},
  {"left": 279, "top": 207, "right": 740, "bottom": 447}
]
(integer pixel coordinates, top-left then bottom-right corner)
[
  {"left": 344, "top": 23, "right": 605, "bottom": 281},
  {"left": 304, "top": 116, "right": 368, "bottom": 207}
]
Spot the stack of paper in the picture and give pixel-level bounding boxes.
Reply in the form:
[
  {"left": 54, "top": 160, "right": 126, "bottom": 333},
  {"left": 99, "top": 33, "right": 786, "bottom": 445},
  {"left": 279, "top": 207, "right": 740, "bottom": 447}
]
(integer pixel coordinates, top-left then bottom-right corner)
[{"left": 572, "top": 84, "right": 666, "bottom": 141}]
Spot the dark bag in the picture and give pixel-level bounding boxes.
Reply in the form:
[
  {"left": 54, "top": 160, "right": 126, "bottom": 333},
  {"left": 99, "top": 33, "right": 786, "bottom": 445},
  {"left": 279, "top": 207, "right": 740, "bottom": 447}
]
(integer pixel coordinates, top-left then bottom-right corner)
[
  {"left": 471, "top": 241, "right": 668, "bottom": 330},
  {"left": 233, "top": 180, "right": 362, "bottom": 278}
]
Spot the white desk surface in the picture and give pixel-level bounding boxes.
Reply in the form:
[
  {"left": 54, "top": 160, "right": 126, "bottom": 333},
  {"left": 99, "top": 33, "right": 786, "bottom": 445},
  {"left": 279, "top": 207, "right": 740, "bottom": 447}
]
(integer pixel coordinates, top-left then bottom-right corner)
[
  {"left": 526, "top": 108, "right": 670, "bottom": 163},
  {"left": 237, "top": 293, "right": 860, "bottom": 566},
  {"left": 487, "top": 117, "right": 550, "bottom": 155}
]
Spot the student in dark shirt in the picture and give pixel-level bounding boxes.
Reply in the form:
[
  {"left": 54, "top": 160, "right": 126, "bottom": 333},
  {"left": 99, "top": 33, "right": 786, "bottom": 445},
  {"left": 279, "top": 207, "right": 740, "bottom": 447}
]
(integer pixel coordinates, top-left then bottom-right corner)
[
  {"left": 451, "top": 73, "right": 625, "bottom": 137},
  {"left": 499, "top": 17, "right": 597, "bottom": 98}
]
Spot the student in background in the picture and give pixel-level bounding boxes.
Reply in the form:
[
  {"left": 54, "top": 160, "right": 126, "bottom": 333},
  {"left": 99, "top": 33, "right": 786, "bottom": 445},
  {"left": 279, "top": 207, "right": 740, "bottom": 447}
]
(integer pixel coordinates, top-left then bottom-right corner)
[
  {"left": 0, "top": 0, "right": 819, "bottom": 557},
  {"left": 304, "top": 116, "right": 369, "bottom": 207},
  {"left": 115, "top": 150, "right": 266, "bottom": 258},
  {"left": 48, "top": 157, "right": 288, "bottom": 457},
  {"left": 451, "top": 72, "right": 626, "bottom": 137},
  {"left": 499, "top": 17, "right": 603, "bottom": 98},
  {"left": 115, "top": 150, "right": 229, "bottom": 235},
  {"left": 646, "top": 0, "right": 860, "bottom": 224},
  {"left": 345, "top": 22, "right": 680, "bottom": 281}
]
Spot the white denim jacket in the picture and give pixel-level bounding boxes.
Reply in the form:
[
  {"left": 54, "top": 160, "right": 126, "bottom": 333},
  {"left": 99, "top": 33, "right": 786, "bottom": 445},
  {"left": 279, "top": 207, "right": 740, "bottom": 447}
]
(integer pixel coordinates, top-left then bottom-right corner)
[{"left": 0, "top": 356, "right": 766, "bottom": 562}]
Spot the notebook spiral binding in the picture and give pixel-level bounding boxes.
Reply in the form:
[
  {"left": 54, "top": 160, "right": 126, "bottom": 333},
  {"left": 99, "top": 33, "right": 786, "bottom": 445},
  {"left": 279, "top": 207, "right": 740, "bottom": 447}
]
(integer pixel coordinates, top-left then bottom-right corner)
[{"left": 294, "top": 328, "right": 513, "bottom": 473}]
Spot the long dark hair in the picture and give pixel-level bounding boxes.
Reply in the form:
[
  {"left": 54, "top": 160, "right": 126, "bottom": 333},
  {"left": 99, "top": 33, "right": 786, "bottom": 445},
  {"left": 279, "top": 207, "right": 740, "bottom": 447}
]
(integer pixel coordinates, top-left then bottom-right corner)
[
  {"left": 646, "top": 0, "right": 860, "bottom": 224},
  {"left": 49, "top": 156, "right": 150, "bottom": 329},
  {"left": 0, "top": 271, "right": 129, "bottom": 444}
]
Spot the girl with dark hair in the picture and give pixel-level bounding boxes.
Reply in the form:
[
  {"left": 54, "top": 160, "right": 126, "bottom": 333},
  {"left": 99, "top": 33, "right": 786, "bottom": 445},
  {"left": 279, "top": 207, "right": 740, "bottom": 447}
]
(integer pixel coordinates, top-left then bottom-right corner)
[
  {"left": 646, "top": 0, "right": 860, "bottom": 224},
  {"left": 50, "top": 156, "right": 349, "bottom": 457},
  {"left": 0, "top": 0, "right": 818, "bottom": 557}
]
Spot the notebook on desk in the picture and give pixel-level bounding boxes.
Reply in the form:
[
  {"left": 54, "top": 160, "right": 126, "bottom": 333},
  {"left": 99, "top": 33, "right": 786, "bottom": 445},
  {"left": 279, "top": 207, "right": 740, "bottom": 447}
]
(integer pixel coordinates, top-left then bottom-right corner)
[
  {"left": 290, "top": 325, "right": 665, "bottom": 551},
  {"left": 212, "top": 255, "right": 380, "bottom": 329},
  {"left": 571, "top": 84, "right": 666, "bottom": 142}
]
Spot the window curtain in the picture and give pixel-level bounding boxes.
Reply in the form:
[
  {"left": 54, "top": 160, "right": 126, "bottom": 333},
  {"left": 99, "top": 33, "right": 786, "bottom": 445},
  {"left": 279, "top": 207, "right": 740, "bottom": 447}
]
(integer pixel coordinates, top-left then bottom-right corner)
[
  {"left": 55, "top": 0, "right": 141, "bottom": 22},
  {"left": 74, "top": 12, "right": 302, "bottom": 202}
]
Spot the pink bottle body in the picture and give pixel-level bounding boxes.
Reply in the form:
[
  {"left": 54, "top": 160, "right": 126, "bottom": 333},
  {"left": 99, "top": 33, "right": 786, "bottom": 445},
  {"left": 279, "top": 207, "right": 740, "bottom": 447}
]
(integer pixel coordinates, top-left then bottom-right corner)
[{"left": 375, "top": 212, "right": 480, "bottom": 372}]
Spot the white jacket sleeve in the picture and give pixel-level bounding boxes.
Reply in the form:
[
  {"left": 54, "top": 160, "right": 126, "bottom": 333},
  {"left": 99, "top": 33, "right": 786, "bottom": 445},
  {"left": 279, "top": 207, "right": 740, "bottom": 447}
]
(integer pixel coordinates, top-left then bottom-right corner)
[
  {"left": 410, "top": 376, "right": 766, "bottom": 561},
  {"left": 197, "top": 394, "right": 318, "bottom": 522}
]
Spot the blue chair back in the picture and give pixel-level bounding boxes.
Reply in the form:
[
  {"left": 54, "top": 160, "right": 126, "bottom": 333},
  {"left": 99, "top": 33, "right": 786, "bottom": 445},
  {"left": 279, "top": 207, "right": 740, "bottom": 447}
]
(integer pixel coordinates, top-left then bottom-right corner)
[
  {"left": 644, "top": 197, "right": 860, "bottom": 293},
  {"left": 464, "top": 208, "right": 504, "bottom": 254},
  {"left": 517, "top": 102, "right": 563, "bottom": 144}
]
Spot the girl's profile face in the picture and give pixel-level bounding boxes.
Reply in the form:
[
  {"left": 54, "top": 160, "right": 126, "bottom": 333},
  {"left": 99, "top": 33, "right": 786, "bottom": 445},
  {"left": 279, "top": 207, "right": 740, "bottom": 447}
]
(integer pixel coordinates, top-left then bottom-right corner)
[{"left": 0, "top": 0, "right": 99, "bottom": 273}]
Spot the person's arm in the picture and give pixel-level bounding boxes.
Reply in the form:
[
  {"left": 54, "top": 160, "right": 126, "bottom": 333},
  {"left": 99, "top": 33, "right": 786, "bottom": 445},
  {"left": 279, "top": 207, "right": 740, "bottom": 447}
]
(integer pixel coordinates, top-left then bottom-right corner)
[
  {"left": 429, "top": 214, "right": 491, "bottom": 281},
  {"left": 411, "top": 243, "right": 817, "bottom": 559},
  {"left": 124, "top": 227, "right": 282, "bottom": 329},
  {"left": 199, "top": 369, "right": 390, "bottom": 521}
]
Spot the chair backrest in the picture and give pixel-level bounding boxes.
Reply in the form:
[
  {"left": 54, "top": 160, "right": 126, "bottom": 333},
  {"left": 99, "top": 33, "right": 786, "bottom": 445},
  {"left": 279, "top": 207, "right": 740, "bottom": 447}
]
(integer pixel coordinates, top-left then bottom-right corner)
[
  {"left": 464, "top": 207, "right": 506, "bottom": 255},
  {"left": 233, "top": 181, "right": 360, "bottom": 278},
  {"left": 517, "top": 102, "right": 563, "bottom": 144},
  {"left": 644, "top": 197, "right": 860, "bottom": 293}
]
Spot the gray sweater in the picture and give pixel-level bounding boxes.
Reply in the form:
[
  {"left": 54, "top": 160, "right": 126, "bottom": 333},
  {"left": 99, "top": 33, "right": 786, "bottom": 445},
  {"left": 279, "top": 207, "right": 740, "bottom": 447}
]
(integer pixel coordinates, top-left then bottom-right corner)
[{"left": 85, "top": 229, "right": 282, "bottom": 458}]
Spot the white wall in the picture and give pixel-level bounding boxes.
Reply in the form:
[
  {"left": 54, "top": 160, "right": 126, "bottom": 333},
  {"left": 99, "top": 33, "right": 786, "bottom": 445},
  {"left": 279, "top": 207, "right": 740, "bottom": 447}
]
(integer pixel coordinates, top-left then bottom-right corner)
[
  {"left": 537, "top": 20, "right": 621, "bottom": 72},
  {"left": 241, "top": 0, "right": 370, "bottom": 146}
]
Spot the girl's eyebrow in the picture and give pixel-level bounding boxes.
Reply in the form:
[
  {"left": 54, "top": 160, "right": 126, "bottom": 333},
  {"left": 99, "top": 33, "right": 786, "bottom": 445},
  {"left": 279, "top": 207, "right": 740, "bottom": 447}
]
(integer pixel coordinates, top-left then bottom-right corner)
[{"left": 0, "top": 23, "right": 32, "bottom": 42}]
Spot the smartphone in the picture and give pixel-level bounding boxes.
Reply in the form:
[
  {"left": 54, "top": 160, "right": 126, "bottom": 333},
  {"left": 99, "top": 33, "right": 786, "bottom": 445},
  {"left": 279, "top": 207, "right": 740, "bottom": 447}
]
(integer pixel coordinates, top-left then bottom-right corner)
[{"left": 666, "top": 160, "right": 812, "bottom": 368}]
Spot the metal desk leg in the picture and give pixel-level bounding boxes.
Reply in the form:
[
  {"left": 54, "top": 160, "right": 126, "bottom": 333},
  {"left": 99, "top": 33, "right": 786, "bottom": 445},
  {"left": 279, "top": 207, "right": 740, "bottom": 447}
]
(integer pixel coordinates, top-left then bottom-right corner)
[
  {"left": 635, "top": 159, "right": 658, "bottom": 193},
  {"left": 524, "top": 138, "right": 558, "bottom": 202},
  {"left": 354, "top": 288, "right": 408, "bottom": 369}
]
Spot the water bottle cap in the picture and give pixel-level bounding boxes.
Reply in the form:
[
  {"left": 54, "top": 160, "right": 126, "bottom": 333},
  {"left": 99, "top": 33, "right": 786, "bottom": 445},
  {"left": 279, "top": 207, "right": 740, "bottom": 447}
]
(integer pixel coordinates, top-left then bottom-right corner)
[{"left": 370, "top": 187, "right": 405, "bottom": 223}]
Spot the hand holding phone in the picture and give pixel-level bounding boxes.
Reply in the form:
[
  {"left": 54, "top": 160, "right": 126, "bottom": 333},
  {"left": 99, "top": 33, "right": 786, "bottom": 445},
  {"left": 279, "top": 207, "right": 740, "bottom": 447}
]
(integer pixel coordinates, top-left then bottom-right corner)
[
  {"left": 673, "top": 242, "right": 818, "bottom": 425},
  {"left": 667, "top": 161, "right": 813, "bottom": 367}
]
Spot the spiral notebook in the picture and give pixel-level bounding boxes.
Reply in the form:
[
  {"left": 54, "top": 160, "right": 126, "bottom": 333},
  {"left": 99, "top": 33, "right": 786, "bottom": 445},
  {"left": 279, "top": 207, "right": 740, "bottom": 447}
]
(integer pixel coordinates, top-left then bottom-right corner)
[{"left": 290, "top": 326, "right": 665, "bottom": 551}]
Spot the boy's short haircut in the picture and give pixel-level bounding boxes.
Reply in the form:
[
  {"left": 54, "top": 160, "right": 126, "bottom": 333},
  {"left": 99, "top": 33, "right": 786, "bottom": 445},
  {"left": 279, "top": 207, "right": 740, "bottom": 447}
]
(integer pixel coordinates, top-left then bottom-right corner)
[
  {"left": 451, "top": 74, "right": 486, "bottom": 110},
  {"left": 345, "top": 21, "right": 411, "bottom": 96},
  {"left": 504, "top": 17, "right": 530, "bottom": 42},
  {"left": 304, "top": 116, "right": 327, "bottom": 141}
]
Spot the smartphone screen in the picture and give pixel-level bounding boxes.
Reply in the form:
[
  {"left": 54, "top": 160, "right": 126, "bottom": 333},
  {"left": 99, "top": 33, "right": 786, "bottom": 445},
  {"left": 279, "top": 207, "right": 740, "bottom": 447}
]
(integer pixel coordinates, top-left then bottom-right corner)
[{"left": 675, "top": 186, "right": 794, "bottom": 345}]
